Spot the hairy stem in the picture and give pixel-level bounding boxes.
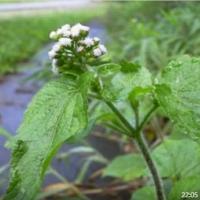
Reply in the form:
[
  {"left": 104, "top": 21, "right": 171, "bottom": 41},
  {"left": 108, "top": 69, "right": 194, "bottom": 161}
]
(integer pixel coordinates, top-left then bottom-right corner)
[{"left": 136, "top": 133, "right": 166, "bottom": 200}]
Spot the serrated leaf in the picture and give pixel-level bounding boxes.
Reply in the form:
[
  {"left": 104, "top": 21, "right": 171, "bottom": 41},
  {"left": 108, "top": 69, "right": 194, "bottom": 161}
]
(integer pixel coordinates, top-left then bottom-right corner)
[
  {"left": 101, "top": 62, "right": 152, "bottom": 101},
  {"left": 152, "top": 139, "right": 200, "bottom": 179},
  {"left": 155, "top": 55, "right": 200, "bottom": 138},
  {"left": 103, "top": 154, "right": 146, "bottom": 181},
  {"left": 4, "top": 75, "right": 91, "bottom": 200}
]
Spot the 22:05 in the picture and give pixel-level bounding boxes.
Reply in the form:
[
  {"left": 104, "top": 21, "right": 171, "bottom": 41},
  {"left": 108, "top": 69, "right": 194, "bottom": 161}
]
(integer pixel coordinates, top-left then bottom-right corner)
[{"left": 181, "top": 192, "right": 199, "bottom": 199}]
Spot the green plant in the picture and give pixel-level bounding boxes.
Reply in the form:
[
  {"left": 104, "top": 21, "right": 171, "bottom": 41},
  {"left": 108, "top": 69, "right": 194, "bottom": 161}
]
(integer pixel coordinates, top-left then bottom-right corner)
[
  {"left": 105, "top": 2, "right": 200, "bottom": 72},
  {"left": 4, "top": 24, "right": 200, "bottom": 200}
]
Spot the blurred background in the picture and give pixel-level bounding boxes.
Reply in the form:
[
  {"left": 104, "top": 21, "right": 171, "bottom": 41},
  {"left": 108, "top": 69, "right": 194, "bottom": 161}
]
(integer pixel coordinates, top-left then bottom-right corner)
[{"left": 0, "top": 1, "right": 200, "bottom": 200}]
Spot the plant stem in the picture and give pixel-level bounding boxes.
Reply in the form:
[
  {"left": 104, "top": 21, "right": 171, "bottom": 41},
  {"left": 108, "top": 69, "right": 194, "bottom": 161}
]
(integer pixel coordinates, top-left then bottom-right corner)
[
  {"left": 105, "top": 100, "right": 166, "bottom": 200},
  {"left": 105, "top": 101, "right": 136, "bottom": 137},
  {"left": 138, "top": 104, "right": 158, "bottom": 132},
  {"left": 136, "top": 132, "right": 166, "bottom": 200}
]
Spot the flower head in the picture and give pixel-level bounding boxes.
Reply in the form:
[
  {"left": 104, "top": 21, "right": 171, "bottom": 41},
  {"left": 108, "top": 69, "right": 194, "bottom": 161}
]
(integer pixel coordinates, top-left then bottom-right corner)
[
  {"left": 59, "top": 38, "right": 72, "bottom": 47},
  {"left": 48, "top": 23, "right": 107, "bottom": 74},
  {"left": 93, "top": 48, "right": 102, "bottom": 57},
  {"left": 93, "top": 44, "right": 107, "bottom": 57},
  {"left": 82, "top": 38, "right": 95, "bottom": 48},
  {"left": 71, "top": 23, "right": 89, "bottom": 38}
]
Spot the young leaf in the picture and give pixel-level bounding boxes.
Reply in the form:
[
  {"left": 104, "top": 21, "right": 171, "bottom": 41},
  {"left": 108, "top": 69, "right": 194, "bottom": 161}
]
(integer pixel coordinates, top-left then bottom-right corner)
[
  {"left": 155, "top": 55, "right": 200, "bottom": 138},
  {"left": 97, "top": 63, "right": 121, "bottom": 76},
  {"left": 103, "top": 154, "right": 146, "bottom": 181},
  {"left": 4, "top": 75, "right": 91, "bottom": 200},
  {"left": 101, "top": 62, "right": 152, "bottom": 101}
]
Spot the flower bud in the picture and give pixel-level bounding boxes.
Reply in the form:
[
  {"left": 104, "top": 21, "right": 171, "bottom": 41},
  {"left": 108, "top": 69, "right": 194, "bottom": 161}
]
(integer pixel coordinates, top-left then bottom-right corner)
[
  {"left": 99, "top": 44, "right": 107, "bottom": 54},
  {"left": 59, "top": 38, "right": 72, "bottom": 47},
  {"left": 49, "top": 31, "right": 58, "bottom": 40},
  {"left": 93, "top": 37, "right": 100, "bottom": 44},
  {"left": 93, "top": 48, "right": 102, "bottom": 57},
  {"left": 82, "top": 38, "right": 94, "bottom": 48},
  {"left": 61, "top": 24, "right": 70, "bottom": 31},
  {"left": 71, "top": 23, "right": 90, "bottom": 38}
]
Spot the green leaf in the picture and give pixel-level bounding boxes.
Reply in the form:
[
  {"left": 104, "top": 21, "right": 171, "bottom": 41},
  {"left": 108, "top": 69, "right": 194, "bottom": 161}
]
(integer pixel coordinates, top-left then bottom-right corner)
[
  {"left": 67, "top": 119, "right": 96, "bottom": 143},
  {"left": 103, "top": 154, "right": 146, "bottom": 181},
  {"left": 4, "top": 75, "right": 90, "bottom": 200},
  {"left": 129, "top": 86, "right": 153, "bottom": 100},
  {"left": 97, "top": 63, "right": 121, "bottom": 76},
  {"left": 131, "top": 186, "right": 156, "bottom": 200},
  {"left": 101, "top": 62, "right": 152, "bottom": 101},
  {"left": 120, "top": 60, "right": 141, "bottom": 73},
  {"left": 152, "top": 139, "right": 200, "bottom": 179},
  {"left": 169, "top": 177, "right": 200, "bottom": 200},
  {"left": 155, "top": 55, "right": 200, "bottom": 138},
  {"left": 103, "top": 138, "right": 200, "bottom": 184}
]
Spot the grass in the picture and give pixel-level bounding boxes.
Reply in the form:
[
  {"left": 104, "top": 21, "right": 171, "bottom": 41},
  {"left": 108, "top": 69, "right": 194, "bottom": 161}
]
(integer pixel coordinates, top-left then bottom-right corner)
[{"left": 0, "top": 9, "right": 105, "bottom": 75}]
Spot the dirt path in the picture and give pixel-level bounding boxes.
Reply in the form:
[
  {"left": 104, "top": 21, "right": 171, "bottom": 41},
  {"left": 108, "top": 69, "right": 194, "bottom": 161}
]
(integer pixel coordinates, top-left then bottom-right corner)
[
  {"left": 0, "top": 0, "right": 93, "bottom": 11},
  {"left": 0, "top": 0, "right": 99, "bottom": 17}
]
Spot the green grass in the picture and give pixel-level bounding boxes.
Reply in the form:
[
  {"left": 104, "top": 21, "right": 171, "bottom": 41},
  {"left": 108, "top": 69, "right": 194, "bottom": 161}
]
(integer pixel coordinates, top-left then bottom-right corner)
[{"left": 0, "top": 10, "right": 105, "bottom": 75}]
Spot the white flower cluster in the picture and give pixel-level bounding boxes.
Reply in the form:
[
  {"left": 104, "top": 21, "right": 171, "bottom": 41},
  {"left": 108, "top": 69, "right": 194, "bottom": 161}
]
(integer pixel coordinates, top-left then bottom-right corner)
[{"left": 48, "top": 23, "right": 107, "bottom": 74}]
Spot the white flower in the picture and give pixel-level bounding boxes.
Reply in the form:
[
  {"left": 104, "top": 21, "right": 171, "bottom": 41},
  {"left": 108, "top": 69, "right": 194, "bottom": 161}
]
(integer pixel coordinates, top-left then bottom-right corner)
[
  {"left": 83, "top": 38, "right": 94, "bottom": 47},
  {"left": 60, "top": 24, "right": 71, "bottom": 37},
  {"left": 71, "top": 23, "right": 89, "bottom": 37},
  {"left": 63, "top": 30, "right": 71, "bottom": 37},
  {"left": 93, "top": 48, "right": 102, "bottom": 57},
  {"left": 59, "top": 38, "right": 72, "bottom": 47},
  {"left": 56, "top": 28, "right": 63, "bottom": 35},
  {"left": 49, "top": 31, "right": 58, "bottom": 39},
  {"left": 49, "top": 23, "right": 108, "bottom": 74},
  {"left": 61, "top": 24, "right": 70, "bottom": 31},
  {"left": 93, "top": 44, "right": 107, "bottom": 57},
  {"left": 94, "top": 37, "right": 100, "bottom": 43},
  {"left": 52, "top": 43, "right": 61, "bottom": 52},
  {"left": 48, "top": 50, "right": 56, "bottom": 59},
  {"left": 52, "top": 59, "right": 59, "bottom": 74},
  {"left": 57, "top": 28, "right": 71, "bottom": 37},
  {"left": 99, "top": 44, "right": 107, "bottom": 54},
  {"left": 71, "top": 24, "right": 81, "bottom": 37},
  {"left": 77, "top": 46, "right": 84, "bottom": 52}
]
